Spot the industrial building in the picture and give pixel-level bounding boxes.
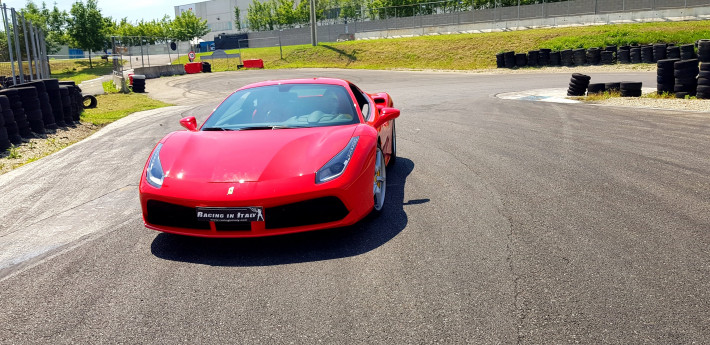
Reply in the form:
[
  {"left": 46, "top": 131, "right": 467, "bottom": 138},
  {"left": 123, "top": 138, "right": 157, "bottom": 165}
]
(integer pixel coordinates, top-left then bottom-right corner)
[{"left": 175, "top": 0, "right": 254, "bottom": 42}]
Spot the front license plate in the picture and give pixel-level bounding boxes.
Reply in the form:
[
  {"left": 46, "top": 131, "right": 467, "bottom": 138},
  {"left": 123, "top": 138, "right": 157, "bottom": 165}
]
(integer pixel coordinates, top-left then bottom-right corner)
[{"left": 196, "top": 207, "right": 264, "bottom": 222}]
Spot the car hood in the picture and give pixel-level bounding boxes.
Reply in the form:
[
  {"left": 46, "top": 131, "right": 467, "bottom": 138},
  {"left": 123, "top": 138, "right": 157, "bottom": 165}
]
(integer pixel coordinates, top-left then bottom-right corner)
[{"left": 159, "top": 125, "right": 357, "bottom": 183}]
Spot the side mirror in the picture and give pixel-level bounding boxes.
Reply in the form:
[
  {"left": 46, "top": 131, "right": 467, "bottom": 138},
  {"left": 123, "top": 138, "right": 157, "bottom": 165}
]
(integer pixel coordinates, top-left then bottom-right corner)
[
  {"left": 373, "top": 107, "right": 400, "bottom": 128},
  {"left": 179, "top": 116, "right": 198, "bottom": 131}
]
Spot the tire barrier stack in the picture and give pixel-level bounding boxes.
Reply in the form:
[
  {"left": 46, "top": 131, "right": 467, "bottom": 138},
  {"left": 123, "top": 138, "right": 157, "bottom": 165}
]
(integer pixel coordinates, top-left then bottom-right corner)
[
  {"left": 539, "top": 49, "right": 551, "bottom": 66},
  {"left": 601, "top": 51, "right": 614, "bottom": 65},
  {"left": 59, "top": 87, "right": 73, "bottom": 123},
  {"left": 503, "top": 51, "right": 515, "bottom": 69},
  {"left": 561, "top": 49, "right": 574, "bottom": 66},
  {"left": 0, "top": 95, "right": 21, "bottom": 147},
  {"left": 24, "top": 80, "right": 58, "bottom": 130},
  {"left": 202, "top": 61, "right": 212, "bottom": 73},
  {"left": 496, "top": 53, "right": 504, "bottom": 68},
  {"left": 697, "top": 63, "right": 710, "bottom": 99},
  {"left": 515, "top": 53, "right": 527, "bottom": 67},
  {"left": 567, "top": 73, "right": 591, "bottom": 96},
  {"left": 605, "top": 82, "right": 621, "bottom": 92},
  {"left": 573, "top": 48, "right": 586, "bottom": 66},
  {"left": 59, "top": 81, "right": 83, "bottom": 122},
  {"left": 0, "top": 100, "right": 10, "bottom": 151},
  {"left": 43, "top": 79, "right": 69, "bottom": 127},
  {"left": 620, "top": 82, "right": 643, "bottom": 97},
  {"left": 653, "top": 44, "right": 667, "bottom": 61},
  {"left": 618, "top": 46, "right": 631, "bottom": 64},
  {"left": 132, "top": 75, "right": 146, "bottom": 93},
  {"left": 667, "top": 45, "right": 681, "bottom": 59},
  {"left": 586, "top": 48, "right": 601, "bottom": 65},
  {"left": 630, "top": 47, "right": 642, "bottom": 64},
  {"left": 14, "top": 87, "right": 45, "bottom": 134},
  {"left": 698, "top": 40, "right": 710, "bottom": 63},
  {"left": 527, "top": 51, "right": 539, "bottom": 67},
  {"left": 656, "top": 59, "right": 678, "bottom": 95},
  {"left": 586, "top": 83, "right": 605, "bottom": 95},
  {"left": 496, "top": 42, "right": 709, "bottom": 69},
  {"left": 680, "top": 44, "right": 696, "bottom": 60},
  {"left": 0, "top": 88, "right": 32, "bottom": 139},
  {"left": 674, "top": 59, "right": 699, "bottom": 98}
]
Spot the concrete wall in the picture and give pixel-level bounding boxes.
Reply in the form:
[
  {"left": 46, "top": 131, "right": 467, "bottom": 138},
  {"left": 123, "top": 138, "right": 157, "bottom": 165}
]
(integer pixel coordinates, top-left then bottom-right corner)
[{"left": 133, "top": 64, "right": 187, "bottom": 79}]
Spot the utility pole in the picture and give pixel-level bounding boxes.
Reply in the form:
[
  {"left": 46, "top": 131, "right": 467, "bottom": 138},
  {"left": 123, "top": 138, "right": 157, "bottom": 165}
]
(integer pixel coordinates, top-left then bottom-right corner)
[{"left": 310, "top": 0, "right": 317, "bottom": 46}]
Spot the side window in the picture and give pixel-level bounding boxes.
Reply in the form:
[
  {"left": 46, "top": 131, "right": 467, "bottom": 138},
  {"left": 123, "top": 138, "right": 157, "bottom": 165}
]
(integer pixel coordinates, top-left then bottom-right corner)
[{"left": 350, "top": 84, "right": 372, "bottom": 121}]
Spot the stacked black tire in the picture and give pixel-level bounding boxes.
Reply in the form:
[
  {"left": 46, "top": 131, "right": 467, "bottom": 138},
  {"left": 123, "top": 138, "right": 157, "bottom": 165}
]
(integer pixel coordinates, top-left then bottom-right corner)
[
  {"left": 132, "top": 75, "right": 146, "bottom": 93},
  {"left": 0, "top": 95, "right": 20, "bottom": 148},
  {"left": 539, "top": 49, "right": 551, "bottom": 66},
  {"left": 59, "top": 87, "right": 73, "bottom": 122},
  {"left": 674, "top": 59, "right": 699, "bottom": 98},
  {"left": 653, "top": 43, "right": 667, "bottom": 61},
  {"left": 618, "top": 46, "right": 631, "bottom": 64},
  {"left": 496, "top": 53, "right": 505, "bottom": 68},
  {"left": 680, "top": 44, "right": 696, "bottom": 60},
  {"left": 43, "top": 79, "right": 70, "bottom": 127},
  {"left": 59, "top": 81, "right": 83, "bottom": 122},
  {"left": 657, "top": 59, "right": 678, "bottom": 95},
  {"left": 605, "top": 82, "right": 621, "bottom": 92},
  {"left": 586, "top": 48, "right": 601, "bottom": 65},
  {"left": 696, "top": 62, "right": 710, "bottom": 99},
  {"left": 630, "top": 46, "right": 642, "bottom": 64},
  {"left": 601, "top": 51, "right": 614, "bottom": 65},
  {"left": 620, "top": 82, "right": 642, "bottom": 97},
  {"left": 587, "top": 83, "right": 605, "bottom": 95},
  {"left": 641, "top": 45, "right": 654, "bottom": 63},
  {"left": 14, "top": 87, "right": 45, "bottom": 134},
  {"left": 202, "top": 61, "right": 212, "bottom": 73},
  {"left": 698, "top": 40, "right": 710, "bottom": 63},
  {"left": 549, "top": 51, "right": 561, "bottom": 66},
  {"left": 527, "top": 51, "right": 539, "bottom": 67},
  {"left": 515, "top": 53, "right": 527, "bottom": 67},
  {"left": 568, "top": 73, "right": 591, "bottom": 96},
  {"left": 0, "top": 88, "right": 32, "bottom": 139},
  {"left": 667, "top": 45, "right": 681, "bottom": 59},
  {"left": 573, "top": 48, "right": 586, "bottom": 66},
  {"left": 560, "top": 49, "right": 574, "bottom": 66},
  {"left": 503, "top": 51, "right": 515, "bottom": 69},
  {"left": 24, "top": 80, "right": 58, "bottom": 130}
]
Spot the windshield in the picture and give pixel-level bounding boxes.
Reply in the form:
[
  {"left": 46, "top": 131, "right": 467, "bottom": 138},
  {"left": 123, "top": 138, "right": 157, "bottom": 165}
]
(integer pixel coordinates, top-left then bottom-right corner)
[{"left": 201, "top": 84, "right": 360, "bottom": 131}]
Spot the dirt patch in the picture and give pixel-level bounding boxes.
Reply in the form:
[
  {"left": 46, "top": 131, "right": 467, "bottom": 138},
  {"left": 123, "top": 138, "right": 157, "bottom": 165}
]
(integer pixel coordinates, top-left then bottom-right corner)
[{"left": 1, "top": 122, "right": 102, "bottom": 175}]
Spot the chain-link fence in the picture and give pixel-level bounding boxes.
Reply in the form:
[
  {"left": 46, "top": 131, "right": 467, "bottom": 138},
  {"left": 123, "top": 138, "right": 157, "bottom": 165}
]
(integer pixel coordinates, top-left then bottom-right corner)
[
  {"left": 109, "top": 36, "right": 193, "bottom": 75},
  {"left": 0, "top": 3, "right": 51, "bottom": 87}
]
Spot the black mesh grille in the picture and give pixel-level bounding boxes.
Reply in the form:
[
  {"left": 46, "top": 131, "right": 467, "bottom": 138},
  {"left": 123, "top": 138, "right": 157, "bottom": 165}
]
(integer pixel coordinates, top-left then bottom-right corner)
[
  {"left": 146, "top": 200, "right": 210, "bottom": 230},
  {"left": 265, "top": 196, "right": 349, "bottom": 229}
]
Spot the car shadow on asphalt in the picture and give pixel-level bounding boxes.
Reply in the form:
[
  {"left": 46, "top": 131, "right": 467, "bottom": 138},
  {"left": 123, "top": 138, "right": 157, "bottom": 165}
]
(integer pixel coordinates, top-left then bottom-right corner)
[{"left": 150, "top": 157, "right": 419, "bottom": 266}]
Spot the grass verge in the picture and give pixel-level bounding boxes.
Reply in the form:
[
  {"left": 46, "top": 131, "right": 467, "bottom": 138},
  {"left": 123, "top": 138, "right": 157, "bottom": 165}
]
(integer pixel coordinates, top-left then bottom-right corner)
[
  {"left": 49, "top": 59, "right": 115, "bottom": 84},
  {"left": 81, "top": 93, "right": 171, "bottom": 125},
  {"left": 175, "top": 20, "right": 710, "bottom": 71}
]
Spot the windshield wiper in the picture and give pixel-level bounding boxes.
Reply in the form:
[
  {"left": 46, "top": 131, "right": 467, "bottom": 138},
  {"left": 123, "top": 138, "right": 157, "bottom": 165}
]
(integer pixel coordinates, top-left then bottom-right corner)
[
  {"left": 202, "top": 127, "right": 235, "bottom": 131},
  {"left": 236, "top": 125, "right": 303, "bottom": 130}
]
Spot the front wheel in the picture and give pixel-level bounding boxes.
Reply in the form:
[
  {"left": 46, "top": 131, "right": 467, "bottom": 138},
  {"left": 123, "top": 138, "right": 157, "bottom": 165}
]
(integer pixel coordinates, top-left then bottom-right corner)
[{"left": 372, "top": 145, "right": 387, "bottom": 214}]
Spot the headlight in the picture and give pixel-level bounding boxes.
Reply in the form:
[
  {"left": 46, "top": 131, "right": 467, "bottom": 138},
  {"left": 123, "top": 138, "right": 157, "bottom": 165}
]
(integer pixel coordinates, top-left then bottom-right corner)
[
  {"left": 146, "top": 143, "right": 165, "bottom": 188},
  {"left": 316, "top": 137, "right": 359, "bottom": 184}
]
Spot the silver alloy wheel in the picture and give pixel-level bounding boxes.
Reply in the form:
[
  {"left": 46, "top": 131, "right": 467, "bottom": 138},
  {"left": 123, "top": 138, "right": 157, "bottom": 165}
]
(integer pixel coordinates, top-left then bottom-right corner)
[{"left": 373, "top": 147, "right": 386, "bottom": 211}]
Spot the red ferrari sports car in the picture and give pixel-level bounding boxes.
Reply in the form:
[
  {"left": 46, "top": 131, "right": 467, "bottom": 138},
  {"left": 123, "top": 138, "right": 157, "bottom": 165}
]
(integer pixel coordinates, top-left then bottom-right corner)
[{"left": 139, "top": 78, "right": 400, "bottom": 237}]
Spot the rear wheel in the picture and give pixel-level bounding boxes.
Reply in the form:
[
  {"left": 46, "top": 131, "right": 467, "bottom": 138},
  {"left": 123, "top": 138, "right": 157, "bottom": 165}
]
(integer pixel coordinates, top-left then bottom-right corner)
[{"left": 373, "top": 145, "right": 387, "bottom": 213}]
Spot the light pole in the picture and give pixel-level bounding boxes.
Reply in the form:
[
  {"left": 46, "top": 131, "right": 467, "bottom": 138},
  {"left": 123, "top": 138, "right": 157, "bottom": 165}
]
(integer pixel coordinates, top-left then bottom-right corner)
[{"left": 310, "top": 0, "right": 317, "bottom": 46}]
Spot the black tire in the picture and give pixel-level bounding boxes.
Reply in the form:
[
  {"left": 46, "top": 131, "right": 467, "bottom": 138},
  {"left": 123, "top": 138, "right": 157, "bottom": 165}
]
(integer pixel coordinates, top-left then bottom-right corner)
[
  {"left": 571, "top": 73, "right": 591, "bottom": 81},
  {"left": 82, "top": 95, "right": 97, "bottom": 109},
  {"left": 371, "top": 144, "right": 387, "bottom": 216},
  {"left": 496, "top": 53, "right": 505, "bottom": 68},
  {"left": 0, "top": 127, "right": 10, "bottom": 151},
  {"left": 504, "top": 51, "right": 515, "bottom": 69},
  {"left": 667, "top": 46, "right": 681, "bottom": 59},
  {"left": 618, "top": 50, "right": 631, "bottom": 64},
  {"left": 620, "top": 81, "right": 642, "bottom": 90},
  {"left": 695, "top": 85, "right": 710, "bottom": 94},
  {"left": 630, "top": 48, "right": 642, "bottom": 63},
  {"left": 569, "top": 78, "right": 590, "bottom": 88},
  {"left": 657, "top": 75, "right": 674, "bottom": 84},
  {"left": 656, "top": 84, "right": 674, "bottom": 94},
  {"left": 515, "top": 53, "right": 527, "bottom": 68},
  {"left": 605, "top": 82, "right": 621, "bottom": 91},
  {"left": 697, "top": 78, "right": 710, "bottom": 86},
  {"left": 527, "top": 51, "right": 539, "bottom": 67},
  {"left": 587, "top": 83, "right": 605, "bottom": 94},
  {"left": 675, "top": 92, "right": 690, "bottom": 98},
  {"left": 657, "top": 58, "right": 680, "bottom": 69},
  {"left": 549, "top": 51, "right": 561, "bottom": 66},
  {"left": 620, "top": 89, "right": 642, "bottom": 97},
  {"left": 675, "top": 77, "right": 697, "bottom": 86}
]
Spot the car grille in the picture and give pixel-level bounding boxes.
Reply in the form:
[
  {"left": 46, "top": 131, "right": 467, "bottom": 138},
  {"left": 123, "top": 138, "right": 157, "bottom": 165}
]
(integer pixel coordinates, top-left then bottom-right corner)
[
  {"left": 265, "top": 196, "right": 349, "bottom": 229},
  {"left": 146, "top": 200, "right": 210, "bottom": 230}
]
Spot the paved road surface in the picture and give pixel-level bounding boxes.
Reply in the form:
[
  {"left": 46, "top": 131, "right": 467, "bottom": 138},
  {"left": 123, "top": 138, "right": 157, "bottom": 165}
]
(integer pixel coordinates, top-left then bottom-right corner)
[{"left": 1, "top": 69, "right": 708, "bottom": 344}]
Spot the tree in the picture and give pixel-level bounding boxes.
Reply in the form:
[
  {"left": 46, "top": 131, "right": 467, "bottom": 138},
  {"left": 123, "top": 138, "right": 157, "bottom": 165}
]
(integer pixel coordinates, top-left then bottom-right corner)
[
  {"left": 20, "top": 1, "right": 70, "bottom": 54},
  {"left": 234, "top": 6, "right": 242, "bottom": 31},
  {"left": 67, "top": 0, "right": 106, "bottom": 68},
  {"left": 171, "top": 10, "right": 209, "bottom": 42}
]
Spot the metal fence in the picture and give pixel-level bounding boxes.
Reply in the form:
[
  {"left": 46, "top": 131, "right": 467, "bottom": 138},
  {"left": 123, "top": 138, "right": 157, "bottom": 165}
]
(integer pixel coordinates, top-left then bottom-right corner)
[
  {"left": 0, "top": 3, "right": 51, "bottom": 87},
  {"left": 244, "top": 0, "right": 710, "bottom": 47},
  {"left": 109, "top": 36, "right": 193, "bottom": 75}
]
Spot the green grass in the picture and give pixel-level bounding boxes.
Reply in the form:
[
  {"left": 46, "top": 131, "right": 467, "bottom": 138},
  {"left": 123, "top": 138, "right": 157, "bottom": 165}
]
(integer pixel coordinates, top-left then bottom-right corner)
[
  {"left": 174, "top": 20, "right": 710, "bottom": 70},
  {"left": 81, "top": 93, "right": 172, "bottom": 125},
  {"left": 50, "top": 59, "right": 115, "bottom": 84}
]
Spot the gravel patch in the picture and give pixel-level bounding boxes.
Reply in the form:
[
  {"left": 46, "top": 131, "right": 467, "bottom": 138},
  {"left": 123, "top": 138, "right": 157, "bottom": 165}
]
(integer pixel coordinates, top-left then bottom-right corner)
[
  {"left": 0, "top": 122, "right": 102, "bottom": 175},
  {"left": 590, "top": 94, "right": 710, "bottom": 113}
]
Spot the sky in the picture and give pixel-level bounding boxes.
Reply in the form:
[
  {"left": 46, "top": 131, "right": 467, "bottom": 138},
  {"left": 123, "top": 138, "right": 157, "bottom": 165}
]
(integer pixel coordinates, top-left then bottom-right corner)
[{"left": 1, "top": 0, "right": 182, "bottom": 22}]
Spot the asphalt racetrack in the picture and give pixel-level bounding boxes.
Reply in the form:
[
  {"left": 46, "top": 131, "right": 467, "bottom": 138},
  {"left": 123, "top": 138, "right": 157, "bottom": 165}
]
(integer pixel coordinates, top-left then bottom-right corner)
[{"left": 1, "top": 69, "right": 708, "bottom": 343}]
